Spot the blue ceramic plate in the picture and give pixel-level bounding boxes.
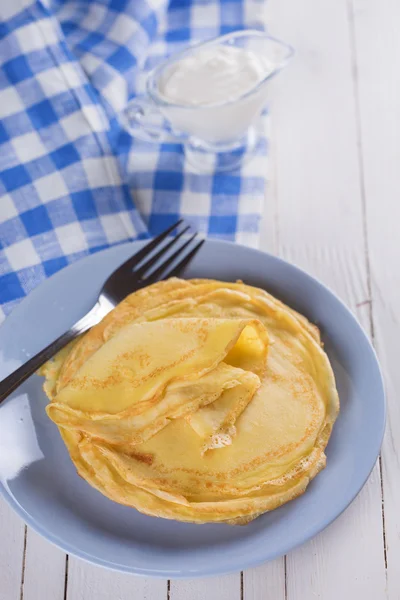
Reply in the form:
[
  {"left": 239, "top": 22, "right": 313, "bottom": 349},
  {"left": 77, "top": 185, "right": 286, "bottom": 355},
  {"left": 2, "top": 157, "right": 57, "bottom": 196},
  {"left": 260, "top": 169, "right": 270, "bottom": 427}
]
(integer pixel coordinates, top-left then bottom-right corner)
[{"left": 0, "top": 240, "right": 385, "bottom": 578}]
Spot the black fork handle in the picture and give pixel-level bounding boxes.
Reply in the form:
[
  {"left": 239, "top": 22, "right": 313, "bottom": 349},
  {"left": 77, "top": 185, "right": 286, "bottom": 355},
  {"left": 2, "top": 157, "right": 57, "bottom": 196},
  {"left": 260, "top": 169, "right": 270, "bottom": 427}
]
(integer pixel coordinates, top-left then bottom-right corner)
[
  {"left": 0, "top": 329, "right": 79, "bottom": 404},
  {"left": 0, "top": 304, "right": 101, "bottom": 405}
]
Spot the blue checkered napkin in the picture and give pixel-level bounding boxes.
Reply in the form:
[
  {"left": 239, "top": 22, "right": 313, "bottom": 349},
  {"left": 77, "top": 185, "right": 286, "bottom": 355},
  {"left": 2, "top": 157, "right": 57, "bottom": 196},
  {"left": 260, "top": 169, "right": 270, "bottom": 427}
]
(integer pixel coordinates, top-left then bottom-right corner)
[{"left": 0, "top": 0, "right": 268, "bottom": 323}]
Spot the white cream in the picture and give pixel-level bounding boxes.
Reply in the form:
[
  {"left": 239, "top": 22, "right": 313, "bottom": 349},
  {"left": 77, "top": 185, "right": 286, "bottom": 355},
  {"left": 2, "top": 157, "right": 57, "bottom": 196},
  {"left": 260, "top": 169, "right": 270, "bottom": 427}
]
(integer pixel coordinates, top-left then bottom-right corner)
[
  {"left": 159, "top": 45, "right": 268, "bottom": 107},
  {"left": 155, "top": 42, "right": 277, "bottom": 145}
]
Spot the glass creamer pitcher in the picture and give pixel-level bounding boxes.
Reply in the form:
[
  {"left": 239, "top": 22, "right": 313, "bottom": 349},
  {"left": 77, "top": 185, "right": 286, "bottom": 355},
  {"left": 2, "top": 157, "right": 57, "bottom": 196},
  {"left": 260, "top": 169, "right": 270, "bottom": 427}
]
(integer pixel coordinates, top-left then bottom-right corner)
[{"left": 122, "top": 30, "right": 293, "bottom": 173}]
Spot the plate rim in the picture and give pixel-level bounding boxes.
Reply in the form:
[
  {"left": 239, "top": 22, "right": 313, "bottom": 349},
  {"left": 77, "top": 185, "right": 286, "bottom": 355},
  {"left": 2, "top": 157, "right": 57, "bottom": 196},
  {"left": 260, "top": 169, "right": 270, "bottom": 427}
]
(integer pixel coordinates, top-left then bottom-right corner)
[{"left": 0, "top": 239, "right": 386, "bottom": 578}]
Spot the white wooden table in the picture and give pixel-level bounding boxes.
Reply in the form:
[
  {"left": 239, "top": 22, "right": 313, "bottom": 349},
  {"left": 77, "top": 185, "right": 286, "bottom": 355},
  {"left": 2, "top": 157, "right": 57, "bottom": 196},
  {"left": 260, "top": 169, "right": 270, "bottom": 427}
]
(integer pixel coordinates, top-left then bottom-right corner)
[{"left": 2, "top": 0, "right": 399, "bottom": 598}]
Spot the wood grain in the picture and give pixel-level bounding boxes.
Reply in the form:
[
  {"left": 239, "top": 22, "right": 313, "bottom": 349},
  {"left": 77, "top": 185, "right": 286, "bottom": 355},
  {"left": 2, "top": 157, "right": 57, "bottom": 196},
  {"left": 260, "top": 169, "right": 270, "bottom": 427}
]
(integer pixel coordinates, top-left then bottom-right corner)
[
  {"left": 170, "top": 574, "right": 240, "bottom": 600},
  {"left": 243, "top": 560, "right": 286, "bottom": 600},
  {"left": 351, "top": 0, "right": 400, "bottom": 598},
  {"left": 0, "top": 499, "right": 25, "bottom": 600},
  {"left": 66, "top": 557, "right": 167, "bottom": 600},
  {"left": 22, "top": 529, "right": 66, "bottom": 600}
]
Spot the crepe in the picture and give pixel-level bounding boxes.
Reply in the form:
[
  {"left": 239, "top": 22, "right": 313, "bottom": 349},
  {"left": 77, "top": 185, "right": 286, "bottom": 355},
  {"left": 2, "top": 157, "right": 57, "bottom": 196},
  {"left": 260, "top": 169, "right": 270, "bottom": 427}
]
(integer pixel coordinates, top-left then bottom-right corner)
[{"left": 41, "top": 278, "right": 339, "bottom": 524}]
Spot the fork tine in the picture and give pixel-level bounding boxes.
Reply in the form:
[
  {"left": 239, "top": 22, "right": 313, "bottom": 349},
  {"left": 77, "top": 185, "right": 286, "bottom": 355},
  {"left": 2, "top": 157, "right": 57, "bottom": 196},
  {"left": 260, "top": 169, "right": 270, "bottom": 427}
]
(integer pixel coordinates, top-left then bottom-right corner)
[
  {"left": 134, "top": 225, "right": 190, "bottom": 278},
  {"left": 114, "top": 219, "right": 183, "bottom": 274},
  {"left": 145, "top": 232, "right": 198, "bottom": 282},
  {"left": 146, "top": 237, "right": 204, "bottom": 283},
  {"left": 164, "top": 239, "right": 205, "bottom": 279}
]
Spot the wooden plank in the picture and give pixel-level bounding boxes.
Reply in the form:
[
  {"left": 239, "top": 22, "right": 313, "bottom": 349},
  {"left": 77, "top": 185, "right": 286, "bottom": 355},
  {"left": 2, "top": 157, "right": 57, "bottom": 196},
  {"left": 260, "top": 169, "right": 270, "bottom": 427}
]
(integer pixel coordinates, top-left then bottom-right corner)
[
  {"left": 66, "top": 556, "right": 167, "bottom": 600},
  {"left": 350, "top": 0, "right": 400, "bottom": 598},
  {"left": 22, "top": 529, "right": 66, "bottom": 600},
  {"left": 0, "top": 498, "right": 25, "bottom": 600},
  {"left": 170, "top": 574, "right": 240, "bottom": 600},
  {"left": 243, "top": 560, "right": 286, "bottom": 600},
  {"left": 264, "top": 0, "right": 387, "bottom": 598}
]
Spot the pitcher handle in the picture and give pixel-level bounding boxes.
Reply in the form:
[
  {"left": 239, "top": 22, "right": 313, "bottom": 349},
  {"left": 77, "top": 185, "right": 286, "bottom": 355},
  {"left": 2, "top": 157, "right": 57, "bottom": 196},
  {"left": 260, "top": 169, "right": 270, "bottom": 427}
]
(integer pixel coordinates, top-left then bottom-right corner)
[{"left": 121, "top": 96, "right": 187, "bottom": 144}]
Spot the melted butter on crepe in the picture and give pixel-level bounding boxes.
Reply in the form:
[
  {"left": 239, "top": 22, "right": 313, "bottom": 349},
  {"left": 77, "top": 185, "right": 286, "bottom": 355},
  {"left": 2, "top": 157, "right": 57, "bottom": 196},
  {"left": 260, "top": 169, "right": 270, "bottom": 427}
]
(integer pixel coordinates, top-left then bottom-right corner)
[{"left": 42, "top": 278, "right": 339, "bottom": 524}]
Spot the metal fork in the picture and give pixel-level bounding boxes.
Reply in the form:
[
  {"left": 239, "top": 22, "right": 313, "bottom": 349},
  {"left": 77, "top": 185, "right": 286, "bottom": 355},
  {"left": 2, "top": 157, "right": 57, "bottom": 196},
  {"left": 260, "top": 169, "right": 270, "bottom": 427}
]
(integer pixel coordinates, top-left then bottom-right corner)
[{"left": 0, "top": 220, "right": 204, "bottom": 404}]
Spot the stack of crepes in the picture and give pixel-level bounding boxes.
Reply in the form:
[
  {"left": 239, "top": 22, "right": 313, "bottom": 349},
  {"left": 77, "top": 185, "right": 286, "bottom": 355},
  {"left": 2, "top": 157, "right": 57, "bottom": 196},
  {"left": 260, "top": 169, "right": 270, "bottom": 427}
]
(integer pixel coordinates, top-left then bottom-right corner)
[{"left": 41, "top": 279, "right": 339, "bottom": 524}]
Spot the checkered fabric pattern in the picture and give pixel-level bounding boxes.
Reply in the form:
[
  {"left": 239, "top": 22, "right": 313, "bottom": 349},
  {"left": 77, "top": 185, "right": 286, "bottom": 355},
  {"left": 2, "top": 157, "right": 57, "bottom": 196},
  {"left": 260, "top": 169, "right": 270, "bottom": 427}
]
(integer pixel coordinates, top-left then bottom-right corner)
[{"left": 0, "top": 0, "right": 268, "bottom": 322}]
